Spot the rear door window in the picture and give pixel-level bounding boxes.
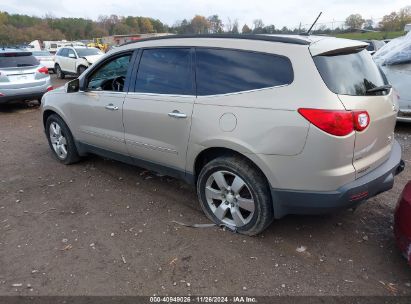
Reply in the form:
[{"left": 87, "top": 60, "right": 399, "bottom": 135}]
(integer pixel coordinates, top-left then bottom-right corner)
[
  {"left": 0, "top": 52, "right": 39, "bottom": 68},
  {"left": 313, "top": 49, "right": 388, "bottom": 96},
  {"left": 59, "top": 48, "right": 68, "bottom": 57},
  {"left": 134, "top": 48, "right": 193, "bottom": 95},
  {"left": 195, "top": 48, "right": 293, "bottom": 96}
]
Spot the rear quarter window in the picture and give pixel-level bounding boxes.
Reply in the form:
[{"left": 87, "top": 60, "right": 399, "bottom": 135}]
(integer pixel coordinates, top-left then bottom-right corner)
[
  {"left": 0, "top": 53, "right": 39, "bottom": 68},
  {"left": 313, "top": 49, "right": 388, "bottom": 96},
  {"left": 134, "top": 48, "right": 193, "bottom": 95},
  {"left": 196, "top": 48, "right": 294, "bottom": 96}
]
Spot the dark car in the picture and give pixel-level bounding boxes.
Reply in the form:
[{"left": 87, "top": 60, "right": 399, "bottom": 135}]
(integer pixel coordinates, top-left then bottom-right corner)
[
  {"left": 394, "top": 181, "right": 411, "bottom": 265},
  {"left": 362, "top": 39, "right": 386, "bottom": 55}
]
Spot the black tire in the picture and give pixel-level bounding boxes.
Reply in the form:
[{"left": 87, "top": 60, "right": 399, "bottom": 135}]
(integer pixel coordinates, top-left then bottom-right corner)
[
  {"left": 197, "top": 155, "right": 274, "bottom": 236},
  {"left": 45, "top": 114, "right": 80, "bottom": 165},
  {"left": 77, "top": 66, "right": 87, "bottom": 76},
  {"left": 55, "top": 64, "right": 65, "bottom": 79}
]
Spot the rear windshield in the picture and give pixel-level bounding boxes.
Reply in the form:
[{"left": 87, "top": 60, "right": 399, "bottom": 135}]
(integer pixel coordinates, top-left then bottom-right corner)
[
  {"left": 0, "top": 52, "right": 39, "bottom": 68},
  {"left": 313, "top": 49, "right": 388, "bottom": 96},
  {"left": 75, "top": 48, "right": 103, "bottom": 57}
]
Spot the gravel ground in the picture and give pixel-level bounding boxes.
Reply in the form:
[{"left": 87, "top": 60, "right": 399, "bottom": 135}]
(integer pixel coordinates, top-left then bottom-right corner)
[{"left": 0, "top": 75, "right": 410, "bottom": 296}]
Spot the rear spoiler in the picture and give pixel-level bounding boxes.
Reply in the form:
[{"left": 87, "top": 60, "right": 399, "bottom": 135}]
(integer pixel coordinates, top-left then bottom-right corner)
[{"left": 309, "top": 38, "right": 368, "bottom": 56}]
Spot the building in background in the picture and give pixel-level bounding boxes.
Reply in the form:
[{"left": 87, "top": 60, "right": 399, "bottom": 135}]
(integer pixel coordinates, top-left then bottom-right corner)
[{"left": 102, "top": 33, "right": 172, "bottom": 46}]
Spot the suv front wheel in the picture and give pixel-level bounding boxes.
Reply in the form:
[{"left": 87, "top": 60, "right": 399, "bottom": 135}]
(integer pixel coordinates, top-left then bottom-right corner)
[
  {"left": 197, "top": 155, "right": 274, "bottom": 235},
  {"left": 55, "top": 64, "right": 65, "bottom": 79},
  {"left": 45, "top": 114, "right": 80, "bottom": 165}
]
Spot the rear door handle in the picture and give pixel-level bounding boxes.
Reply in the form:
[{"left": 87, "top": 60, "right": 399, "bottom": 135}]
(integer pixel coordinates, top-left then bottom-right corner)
[
  {"left": 105, "top": 104, "right": 119, "bottom": 111},
  {"left": 168, "top": 111, "right": 187, "bottom": 119}
]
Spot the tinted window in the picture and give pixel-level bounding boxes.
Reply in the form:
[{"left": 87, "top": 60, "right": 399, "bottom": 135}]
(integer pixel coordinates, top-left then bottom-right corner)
[
  {"left": 135, "top": 48, "right": 193, "bottom": 95},
  {"left": 58, "top": 48, "right": 68, "bottom": 57},
  {"left": 76, "top": 48, "right": 103, "bottom": 57},
  {"left": 196, "top": 48, "right": 293, "bottom": 96},
  {"left": 313, "top": 49, "right": 388, "bottom": 96},
  {"left": 0, "top": 52, "right": 39, "bottom": 68},
  {"left": 87, "top": 54, "right": 131, "bottom": 92}
]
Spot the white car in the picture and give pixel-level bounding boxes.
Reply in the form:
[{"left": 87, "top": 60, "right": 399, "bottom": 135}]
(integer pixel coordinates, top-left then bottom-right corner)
[
  {"left": 31, "top": 50, "right": 55, "bottom": 73},
  {"left": 374, "top": 32, "right": 411, "bottom": 122},
  {"left": 54, "top": 46, "right": 104, "bottom": 79}
]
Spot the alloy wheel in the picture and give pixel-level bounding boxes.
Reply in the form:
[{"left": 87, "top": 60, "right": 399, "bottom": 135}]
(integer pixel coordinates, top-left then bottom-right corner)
[
  {"left": 205, "top": 170, "right": 255, "bottom": 227},
  {"left": 49, "top": 121, "right": 68, "bottom": 159}
]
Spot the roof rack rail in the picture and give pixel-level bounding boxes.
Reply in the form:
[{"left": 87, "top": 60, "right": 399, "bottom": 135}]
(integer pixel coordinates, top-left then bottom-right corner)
[{"left": 120, "top": 34, "right": 310, "bottom": 47}]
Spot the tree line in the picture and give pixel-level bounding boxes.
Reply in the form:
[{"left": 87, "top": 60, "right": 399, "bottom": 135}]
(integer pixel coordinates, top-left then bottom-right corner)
[
  {"left": 345, "top": 6, "right": 410, "bottom": 31},
  {"left": 0, "top": 5, "right": 410, "bottom": 45}
]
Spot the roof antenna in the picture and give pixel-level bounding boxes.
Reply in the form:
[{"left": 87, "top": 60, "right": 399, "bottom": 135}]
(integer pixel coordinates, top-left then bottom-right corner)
[{"left": 302, "top": 12, "right": 322, "bottom": 36}]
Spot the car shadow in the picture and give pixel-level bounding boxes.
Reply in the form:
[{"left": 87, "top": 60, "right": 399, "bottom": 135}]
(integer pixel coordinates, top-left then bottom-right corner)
[{"left": 0, "top": 100, "right": 40, "bottom": 113}]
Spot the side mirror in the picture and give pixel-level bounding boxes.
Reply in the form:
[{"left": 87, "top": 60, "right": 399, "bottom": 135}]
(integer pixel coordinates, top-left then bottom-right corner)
[
  {"left": 68, "top": 53, "right": 76, "bottom": 59},
  {"left": 66, "top": 79, "right": 80, "bottom": 93}
]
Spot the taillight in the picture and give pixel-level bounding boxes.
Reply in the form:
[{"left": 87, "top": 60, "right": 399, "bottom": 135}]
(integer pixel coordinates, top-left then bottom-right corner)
[
  {"left": 47, "top": 86, "right": 53, "bottom": 92},
  {"left": 353, "top": 111, "right": 370, "bottom": 132},
  {"left": 37, "top": 66, "right": 49, "bottom": 74},
  {"left": 298, "top": 108, "right": 370, "bottom": 136}
]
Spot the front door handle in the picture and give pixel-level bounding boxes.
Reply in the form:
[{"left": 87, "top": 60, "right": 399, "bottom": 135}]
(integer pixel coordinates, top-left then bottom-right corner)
[
  {"left": 168, "top": 110, "right": 187, "bottom": 119},
  {"left": 105, "top": 104, "right": 119, "bottom": 111}
]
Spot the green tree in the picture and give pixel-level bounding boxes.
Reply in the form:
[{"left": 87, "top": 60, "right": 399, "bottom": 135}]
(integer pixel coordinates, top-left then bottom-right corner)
[
  {"left": 379, "top": 12, "right": 400, "bottom": 31},
  {"left": 398, "top": 6, "right": 411, "bottom": 29},
  {"left": 345, "top": 14, "right": 365, "bottom": 30},
  {"left": 139, "top": 17, "right": 154, "bottom": 33},
  {"left": 208, "top": 15, "right": 223, "bottom": 33}
]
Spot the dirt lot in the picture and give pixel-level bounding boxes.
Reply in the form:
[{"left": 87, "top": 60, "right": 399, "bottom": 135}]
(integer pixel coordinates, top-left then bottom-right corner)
[{"left": 0, "top": 74, "right": 411, "bottom": 296}]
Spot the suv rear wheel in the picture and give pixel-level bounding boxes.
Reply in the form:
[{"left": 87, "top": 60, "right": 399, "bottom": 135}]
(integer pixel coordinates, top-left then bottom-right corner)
[
  {"left": 55, "top": 64, "right": 65, "bottom": 79},
  {"left": 197, "top": 155, "right": 274, "bottom": 235},
  {"left": 45, "top": 114, "right": 80, "bottom": 165}
]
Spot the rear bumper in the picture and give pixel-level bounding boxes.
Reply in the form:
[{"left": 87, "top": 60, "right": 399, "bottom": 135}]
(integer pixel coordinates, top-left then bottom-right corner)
[
  {"left": 0, "top": 81, "right": 51, "bottom": 103},
  {"left": 271, "top": 140, "right": 404, "bottom": 219}
]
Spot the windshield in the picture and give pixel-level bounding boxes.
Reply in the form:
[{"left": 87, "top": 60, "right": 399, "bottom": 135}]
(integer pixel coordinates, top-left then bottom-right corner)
[
  {"left": 32, "top": 51, "right": 52, "bottom": 56},
  {"left": 0, "top": 52, "right": 39, "bottom": 68},
  {"left": 75, "top": 48, "right": 103, "bottom": 57},
  {"left": 313, "top": 49, "right": 388, "bottom": 96}
]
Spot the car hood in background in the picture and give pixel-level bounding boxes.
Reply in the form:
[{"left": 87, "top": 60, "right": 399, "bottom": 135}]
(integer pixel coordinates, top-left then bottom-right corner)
[
  {"left": 81, "top": 55, "right": 103, "bottom": 64},
  {"left": 374, "top": 32, "right": 411, "bottom": 66}
]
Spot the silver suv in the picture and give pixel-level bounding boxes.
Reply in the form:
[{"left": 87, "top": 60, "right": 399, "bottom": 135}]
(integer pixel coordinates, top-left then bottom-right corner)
[
  {"left": 41, "top": 35, "right": 404, "bottom": 235},
  {"left": 0, "top": 49, "right": 52, "bottom": 104}
]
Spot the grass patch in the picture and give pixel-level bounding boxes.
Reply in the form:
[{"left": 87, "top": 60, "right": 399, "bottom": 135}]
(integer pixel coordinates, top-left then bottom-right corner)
[{"left": 335, "top": 31, "right": 405, "bottom": 40}]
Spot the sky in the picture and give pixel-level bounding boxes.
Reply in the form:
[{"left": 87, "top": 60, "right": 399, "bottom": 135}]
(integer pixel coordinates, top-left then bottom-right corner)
[{"left": 1, "top": 0, "right": 410, "bottom": 29}]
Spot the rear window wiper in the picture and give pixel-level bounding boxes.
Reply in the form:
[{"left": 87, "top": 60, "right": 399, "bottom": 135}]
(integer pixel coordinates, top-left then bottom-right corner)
[{"left": 366, "top": 84, "right": 392, "bottom": 94}]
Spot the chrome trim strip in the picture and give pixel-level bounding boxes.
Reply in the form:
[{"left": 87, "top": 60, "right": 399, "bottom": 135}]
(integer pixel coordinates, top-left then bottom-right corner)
[
  {"left": 125, "top": 138, "right": 178, "bottom": 155},
  {"left": 79, "top": 129, "right": 125, "bottom": 143}
]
